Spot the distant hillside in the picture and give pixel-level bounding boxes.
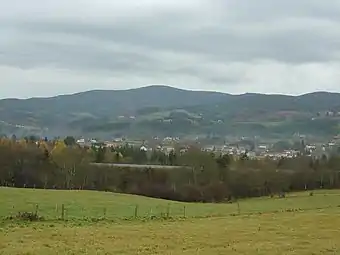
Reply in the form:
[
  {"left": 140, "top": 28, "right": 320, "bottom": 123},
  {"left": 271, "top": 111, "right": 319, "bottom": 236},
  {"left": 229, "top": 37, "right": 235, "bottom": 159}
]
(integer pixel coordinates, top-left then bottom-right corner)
[{"left": 1, "top": 85, "right": 340, "bottom": 139}]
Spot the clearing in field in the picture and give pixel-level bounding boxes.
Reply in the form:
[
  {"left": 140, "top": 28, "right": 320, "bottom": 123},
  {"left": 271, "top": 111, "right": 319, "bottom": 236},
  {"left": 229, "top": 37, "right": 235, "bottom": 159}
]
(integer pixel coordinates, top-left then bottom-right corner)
[{"left": 1, "top": 187, "right": 340, "bottom": 254}]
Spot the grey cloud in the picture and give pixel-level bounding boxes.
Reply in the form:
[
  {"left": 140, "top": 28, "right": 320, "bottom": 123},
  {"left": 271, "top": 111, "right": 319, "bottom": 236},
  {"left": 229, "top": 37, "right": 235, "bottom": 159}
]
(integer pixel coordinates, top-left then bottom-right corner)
[
  {"left": 5, "top": 4, "right": 340, "bottom": 66},
  {"left": 1, "top": 0, "right": 340, "bottom": 98},
  {"left": 0, "top": 38, "right": 153, "bottom": 72},
  {"left": 218, "top": 0, "right": 340, "bottom": 22}
]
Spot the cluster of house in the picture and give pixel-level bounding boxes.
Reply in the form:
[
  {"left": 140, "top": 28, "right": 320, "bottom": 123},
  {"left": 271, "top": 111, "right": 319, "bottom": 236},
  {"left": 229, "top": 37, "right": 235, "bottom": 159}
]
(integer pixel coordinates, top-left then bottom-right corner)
[
  {"left": 316, "top": 111, "right": 340, "bottom": 117},
  {"left": 76, "top": 137, "right": 180, "bottom": 155},
  {"left": 202, "top": 144, "right": 271, "bottom": 159},
  {"left": 202, "top": 139, "right": 340, "bottom": 160},
  {"left": 76, "top": 134, "right": 340, "bottom": 160},
  {"left": 305, "top": 141, "right": 340, "bottom": 160}
]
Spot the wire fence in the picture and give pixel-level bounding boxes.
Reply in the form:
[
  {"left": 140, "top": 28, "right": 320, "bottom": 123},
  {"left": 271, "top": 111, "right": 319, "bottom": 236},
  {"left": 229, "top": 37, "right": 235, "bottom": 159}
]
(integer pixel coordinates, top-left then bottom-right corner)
[
  {"left": 4, "top": 201, "right": 340, "bottom": 223},
  {"left": 2, "top": 189, "right": 340, "bottom": 223},
  {"left": 4, "top": 203, "right": 192, "bottom": 222}
]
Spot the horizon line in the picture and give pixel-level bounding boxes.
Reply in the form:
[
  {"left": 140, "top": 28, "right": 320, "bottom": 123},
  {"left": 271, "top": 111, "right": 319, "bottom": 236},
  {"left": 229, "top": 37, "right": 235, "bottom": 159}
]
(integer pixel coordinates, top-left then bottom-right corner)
[{"left": 1, "top": 84, "right": 338, "bottom": 100}]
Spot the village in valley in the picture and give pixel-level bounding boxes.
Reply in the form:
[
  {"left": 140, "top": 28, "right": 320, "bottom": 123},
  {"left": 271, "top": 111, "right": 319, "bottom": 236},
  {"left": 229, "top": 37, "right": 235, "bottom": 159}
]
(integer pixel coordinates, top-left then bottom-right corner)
[{"left": 74, "top": 133, "right": 340, "bottom": 162}]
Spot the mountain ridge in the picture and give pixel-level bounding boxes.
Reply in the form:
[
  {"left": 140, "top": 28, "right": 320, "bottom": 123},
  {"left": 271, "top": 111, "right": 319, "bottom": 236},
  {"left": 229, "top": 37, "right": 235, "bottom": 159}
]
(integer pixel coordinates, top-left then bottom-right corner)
[
  {"left": 2, "top": 85, "right": 339, "bottom": 101},
  {"left": 1, "top": 85, "right": 340, "bottom": 139}
]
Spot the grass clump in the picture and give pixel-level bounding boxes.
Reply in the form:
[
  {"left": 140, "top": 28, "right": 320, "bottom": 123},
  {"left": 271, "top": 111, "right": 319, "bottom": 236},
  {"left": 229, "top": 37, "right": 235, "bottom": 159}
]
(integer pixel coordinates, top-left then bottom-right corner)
[{"left": 7, "top": 211, "right": 44, "bottom": 222}]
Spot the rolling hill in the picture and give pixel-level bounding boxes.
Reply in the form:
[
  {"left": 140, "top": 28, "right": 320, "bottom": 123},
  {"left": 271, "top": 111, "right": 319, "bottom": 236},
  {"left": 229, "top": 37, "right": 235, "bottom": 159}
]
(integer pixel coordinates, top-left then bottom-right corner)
[{"left": 1, "top": 85, "right": 340, "bottom": 139}]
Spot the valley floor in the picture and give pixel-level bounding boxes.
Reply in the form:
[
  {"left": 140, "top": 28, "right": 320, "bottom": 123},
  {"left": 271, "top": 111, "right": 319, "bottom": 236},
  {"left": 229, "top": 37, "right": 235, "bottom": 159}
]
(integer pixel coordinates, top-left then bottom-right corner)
[
  {"left": 1, "top": 188, "right": 340, "bottom": 254},
  {"left": 1, "top": 210, "right": 340, "bottom": 254}
]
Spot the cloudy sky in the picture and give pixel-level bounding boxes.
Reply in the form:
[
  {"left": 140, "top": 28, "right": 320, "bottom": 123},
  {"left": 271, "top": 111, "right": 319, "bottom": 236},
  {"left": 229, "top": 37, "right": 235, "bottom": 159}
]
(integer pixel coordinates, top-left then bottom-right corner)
[{"left": 1, "top": 0, "right": 340, "bottom": 98}]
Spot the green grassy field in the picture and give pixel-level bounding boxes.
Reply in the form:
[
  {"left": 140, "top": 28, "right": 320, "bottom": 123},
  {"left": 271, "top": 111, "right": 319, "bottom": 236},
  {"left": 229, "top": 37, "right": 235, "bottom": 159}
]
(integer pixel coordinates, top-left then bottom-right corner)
[
  {"left": 1, "top": 187, "right": 340, "bottom": 254},
  {"left": 1, "top": 187, "right": 340, "bottom": 220}
]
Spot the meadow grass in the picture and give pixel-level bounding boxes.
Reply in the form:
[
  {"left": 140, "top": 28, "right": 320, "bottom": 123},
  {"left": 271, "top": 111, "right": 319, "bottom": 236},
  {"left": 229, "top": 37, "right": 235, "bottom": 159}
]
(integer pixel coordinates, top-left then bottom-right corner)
[
  {"left": 2, "top": 187, "right": 340, "bottom": 254},
  {"left": 1, "top": 187, "right": 340, "bottom": 220},
  {"left": 1, "top": 209, "right": 340, "bottom": 254}
]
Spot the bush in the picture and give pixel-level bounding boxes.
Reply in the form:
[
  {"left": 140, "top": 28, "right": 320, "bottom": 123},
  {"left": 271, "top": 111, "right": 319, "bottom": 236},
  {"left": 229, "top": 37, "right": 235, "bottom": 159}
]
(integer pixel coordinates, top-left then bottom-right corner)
[{"left": 7, "top": 211, "right": 44, "bottom": 222}]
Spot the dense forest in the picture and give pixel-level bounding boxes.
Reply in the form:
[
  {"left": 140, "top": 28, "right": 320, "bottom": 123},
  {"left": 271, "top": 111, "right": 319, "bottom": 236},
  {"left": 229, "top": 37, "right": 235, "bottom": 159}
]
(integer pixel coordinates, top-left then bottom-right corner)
[{"left": 1, "top": 137, "right": 340, "bottom": 202}]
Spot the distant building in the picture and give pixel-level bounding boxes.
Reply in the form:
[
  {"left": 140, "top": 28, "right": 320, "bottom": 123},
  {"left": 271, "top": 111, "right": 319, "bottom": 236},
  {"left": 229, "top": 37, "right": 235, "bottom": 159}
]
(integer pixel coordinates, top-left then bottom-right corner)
[
  {"left": 246, "top": 151, "right": 256, "bottom": 159},
  {"left": 76, "top": 138, "right": 86, "bottom": 147},
  {"left": 311, "top": 145, "right": 329, "bottom": 160},
  {"left": 140, "top": 145, "right": 148, "bottom": 152},
  {"left": 162, "top": 146, "right": 175, "bottom": 155},
  {"left": 202, "top": 145, "right": 215, "bottom": 152},
  {"left": 77, "top": 138, "right": 85, "bottom": 144}
]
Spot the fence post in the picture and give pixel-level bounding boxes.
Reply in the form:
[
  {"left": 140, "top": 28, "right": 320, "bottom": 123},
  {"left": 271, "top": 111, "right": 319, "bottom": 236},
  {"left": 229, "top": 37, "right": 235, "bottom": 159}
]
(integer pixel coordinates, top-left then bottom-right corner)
[
  {"left": 61, "top": 204, "right": 65, "bottom": 220},
  {"left": 183, "top": 205, "right": 186, "bottom": 218},
  {"left": 166, "top": 203, "right": 170, "bottom": 218},
  {"left": 237, "top": 201, "right": 241, "bottom": 215},
  {"left": 134, "top": 205, "right": 139, "bottom": 218},
  {"left": 103, "top": 208, "right": 107, "bottom": 219},
  {"left": 34, "top": 204, "right": 39, "bottom": 217}
]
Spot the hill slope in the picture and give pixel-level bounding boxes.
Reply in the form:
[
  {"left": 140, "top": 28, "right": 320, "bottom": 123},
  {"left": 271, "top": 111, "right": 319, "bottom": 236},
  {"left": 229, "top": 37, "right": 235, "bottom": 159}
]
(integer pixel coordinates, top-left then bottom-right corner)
[
  {"left": 1, "top": 85, "right": 340, "bottom": 138},
  {"left": 2, "top": 188, "right": 340, "bottom": 254},
  {"left": 2, "top": 187, "right": 340, "bottom": 220}
]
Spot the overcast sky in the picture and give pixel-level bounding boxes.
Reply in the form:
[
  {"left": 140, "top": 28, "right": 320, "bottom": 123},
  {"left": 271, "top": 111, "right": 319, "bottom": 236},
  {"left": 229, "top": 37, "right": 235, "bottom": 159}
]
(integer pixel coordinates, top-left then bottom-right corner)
[{"left": 1, "top": 0, "right": 340, "bottom": 98}]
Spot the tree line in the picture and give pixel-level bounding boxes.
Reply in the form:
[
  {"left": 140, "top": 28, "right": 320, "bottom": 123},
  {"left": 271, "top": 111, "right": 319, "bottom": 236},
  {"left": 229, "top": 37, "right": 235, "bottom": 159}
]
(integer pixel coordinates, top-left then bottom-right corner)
[{"left": 1, "top": 137, "right": 340, "bottom": 202}]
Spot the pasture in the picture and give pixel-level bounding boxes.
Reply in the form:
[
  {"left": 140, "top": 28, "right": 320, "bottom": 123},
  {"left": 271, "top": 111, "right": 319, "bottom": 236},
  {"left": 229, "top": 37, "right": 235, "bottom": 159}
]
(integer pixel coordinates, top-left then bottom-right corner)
[{"left": 1, "top": 187, "right": 340, "bottom": 254}]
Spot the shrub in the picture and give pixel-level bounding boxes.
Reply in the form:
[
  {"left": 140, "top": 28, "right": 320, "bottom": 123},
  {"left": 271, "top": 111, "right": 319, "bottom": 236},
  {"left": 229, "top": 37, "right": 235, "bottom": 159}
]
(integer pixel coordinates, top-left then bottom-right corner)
[{"left": 7, "top": 211, "right": 44, "bottom": 222}]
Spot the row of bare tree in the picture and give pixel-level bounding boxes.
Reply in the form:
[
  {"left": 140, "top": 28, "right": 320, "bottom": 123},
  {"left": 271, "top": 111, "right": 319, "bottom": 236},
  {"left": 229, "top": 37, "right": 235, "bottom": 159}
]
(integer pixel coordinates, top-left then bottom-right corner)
[{"left": 1, "top": 138, "right": 340, "bottom": 202}]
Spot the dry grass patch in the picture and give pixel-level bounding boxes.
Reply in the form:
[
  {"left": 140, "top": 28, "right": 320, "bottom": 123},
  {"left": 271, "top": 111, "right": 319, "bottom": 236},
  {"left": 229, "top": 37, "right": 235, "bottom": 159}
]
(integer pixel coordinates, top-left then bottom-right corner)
[{"left": 1, "top": 209, "right": 340, "bottom": 254}]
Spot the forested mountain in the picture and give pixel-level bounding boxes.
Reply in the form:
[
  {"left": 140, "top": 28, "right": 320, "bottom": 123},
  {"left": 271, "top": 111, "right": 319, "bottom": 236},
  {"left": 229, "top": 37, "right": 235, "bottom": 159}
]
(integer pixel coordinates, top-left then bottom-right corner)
[{"left": 1, "top": 85, "right": 340, "bottom": 138}]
